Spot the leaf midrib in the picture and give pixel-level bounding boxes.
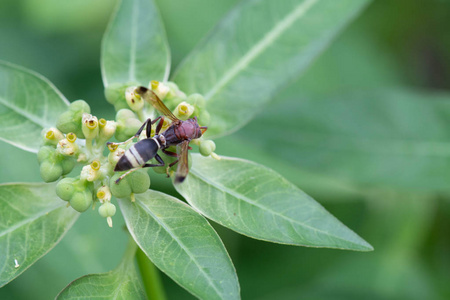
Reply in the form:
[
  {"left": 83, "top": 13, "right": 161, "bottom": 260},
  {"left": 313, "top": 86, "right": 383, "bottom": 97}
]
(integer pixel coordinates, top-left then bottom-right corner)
[
  {"left": 189, "top": 167, "right": 367, "bottom": 249},
  {"left": 136, "top": 200, "right": 224, "bottom": 298},
  {"left": 204, "top": 0, "right": 319, "bottom": 100},
  {"left": 0, "top": 202, "right": 66, "bottom": 238},
  {"left": 0, "top": 96, "right": 49, "bottom": 128}
]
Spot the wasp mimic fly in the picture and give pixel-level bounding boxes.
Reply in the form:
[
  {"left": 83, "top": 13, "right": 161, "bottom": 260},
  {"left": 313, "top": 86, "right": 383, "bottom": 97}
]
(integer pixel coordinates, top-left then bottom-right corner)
[{"left": 108, "top": 86, "right": 207, "bottom": 184}]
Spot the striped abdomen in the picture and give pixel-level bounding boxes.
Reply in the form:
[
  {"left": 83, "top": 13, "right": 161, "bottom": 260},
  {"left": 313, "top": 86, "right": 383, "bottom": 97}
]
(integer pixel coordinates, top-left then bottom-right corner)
[{"left": 114, "top": 139, "right": 159, "bottom": 171}]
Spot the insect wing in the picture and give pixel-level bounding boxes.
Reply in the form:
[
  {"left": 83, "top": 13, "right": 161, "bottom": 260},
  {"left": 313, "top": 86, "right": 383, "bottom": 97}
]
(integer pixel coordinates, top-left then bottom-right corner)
[
  {"left": 136, "top": 86, "right": 178, "bottom": 122},
  {"left": 174, "top": 140, "right": 190, "bottom": 184}
]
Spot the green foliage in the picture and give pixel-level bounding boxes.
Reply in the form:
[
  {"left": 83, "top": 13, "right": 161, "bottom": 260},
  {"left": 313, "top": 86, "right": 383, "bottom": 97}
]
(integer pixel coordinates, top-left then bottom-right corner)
[
  {"left": 0, "top": 61, "right": 69, "bottom": 152},
  {"left": 0, "top": 183, "right": 79, "bottom": 287},
  {"left": 101, "top": 0, "right": 170, "bottom": 86},
  {"left": 2, "top": 0, "right": 422, "bottom": 299},
  {"left": 176, "top": 154, "right": 372, "bottom": 250},
  {"left": 119, "top": 190, "right": 240, "bottom": 300},
  {"left": 173, "top": 0, "right": 371, "bottom": 137},
  {"left": 56, "top": 240, "right": 145, "bottom": 299}
]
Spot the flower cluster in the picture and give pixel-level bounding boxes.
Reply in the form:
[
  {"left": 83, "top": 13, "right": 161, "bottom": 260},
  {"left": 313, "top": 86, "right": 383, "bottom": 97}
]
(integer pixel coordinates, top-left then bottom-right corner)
[{"left": 37, "top": 81, "right": 218, "bottom": 227}]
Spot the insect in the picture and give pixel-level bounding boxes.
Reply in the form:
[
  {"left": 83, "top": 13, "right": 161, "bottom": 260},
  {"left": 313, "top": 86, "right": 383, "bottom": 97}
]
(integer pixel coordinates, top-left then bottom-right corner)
[{"left": 109, "top": 86, "right": 207, "bottom": 184}]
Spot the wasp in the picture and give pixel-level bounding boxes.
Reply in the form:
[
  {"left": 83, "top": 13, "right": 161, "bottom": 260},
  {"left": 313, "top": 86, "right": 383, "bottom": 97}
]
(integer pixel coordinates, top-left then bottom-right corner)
[{"left": 109, "top": 86, "right": 207, "bottom": 184}]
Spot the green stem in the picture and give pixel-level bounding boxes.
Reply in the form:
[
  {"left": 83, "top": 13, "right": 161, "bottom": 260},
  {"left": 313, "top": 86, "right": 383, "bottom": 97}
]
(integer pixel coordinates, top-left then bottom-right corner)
[
  {"left": 136, "top": 247, "right": 167, "bottom": 300},
  {"left": 136, "top": 110, "right": 145, "bottom": 122}
]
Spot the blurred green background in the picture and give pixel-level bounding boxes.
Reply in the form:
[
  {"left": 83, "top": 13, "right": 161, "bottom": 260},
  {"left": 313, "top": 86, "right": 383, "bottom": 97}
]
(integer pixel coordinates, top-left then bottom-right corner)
[{"left": 1, "top": 0, "right": 450, "bottom": 299}]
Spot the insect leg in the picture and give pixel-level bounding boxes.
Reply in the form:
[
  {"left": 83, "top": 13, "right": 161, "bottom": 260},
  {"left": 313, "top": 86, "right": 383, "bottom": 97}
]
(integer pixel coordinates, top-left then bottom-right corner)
[
  {"left": 154, "top": 116, "right": 165, "bottom": 135},
  {"left": 166, "top": 158, "right": 179, "bottom": 177},
  {"left": 146, "top": 116, "right": 162, "bottom": 138},
  {"left": 141, "top": 154, "right": 165, "bottom": 168},
  {"left": 115, "top": 167, "right": 142, "bottom": 184},
  {"left": 162, "top": 148, "right": 178, "bottom": 157},
  {"left": 108, "top": 118, "right": 153, "bottom": 148},
  {"left": 200, "top": 126, "right": 208, "bottom": 135}
]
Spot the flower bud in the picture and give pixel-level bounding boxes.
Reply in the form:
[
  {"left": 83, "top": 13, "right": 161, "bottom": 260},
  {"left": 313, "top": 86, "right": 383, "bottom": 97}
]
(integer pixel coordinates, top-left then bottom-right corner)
[
  {"left": 82, "top": 113, "right": 99, "bottom": 139},
  {"left": 97, "top": 119, "right": 117, "bottom": 146},
  {"left": 96, "top": 185, "right": 112, "bottom": 203},
  {"left": 99, "top": 202, "right": 116, "bottom": 218},
  {"left": 56, "top": 177, "right": 77, "bottom": 201},
  {"left": 56, "top": 100, "right": 90, "bottom": 138},
  {"left": 110, "top": 173, "right": 132, "bottom": 198},
  {"left": 37, "top": 146, "right": 55, "bottom": 164},
  {"left": 128, "top": 169, "right": 151, "bottom": 193},
  {"left": 150, "top": 80, "right": 170, "bottom": 99},
  {"left": 43, "top": 128, "right": 64, "bottom": 146},
  {"left": 199, "top": 140, "right": 216, "bottom": 157},
  {"left": 173, "top": 102, "right": 195, "bottom": 121},
  {"left": 61, "top": 157, "right": 76, "bottom": 175},
  {"left": 70, "top": 190, "right": 93, "bottom": 212},
  {"left": 125, "top": 86, "right": 144, "bottom": 111},
  {"left": 104, "top": 82, "right": 138, "bottom": 111},
  {"left": 110, "top": 169, "right": 150, "bottom": 198},
  {"left": 57, "top": 137, "right": 79, "bottom": 156},
  {"left": 39, "top": 160, "right": 63, "bottom": 183},
  {"left": 165, "top": 81, "right": 187, "bottom": 100},
  {"left": 80, "top": 160, "right": 101, "bottom": 182},
  {"left": 115, "top": 110, "right": 142, "bottom": 142}
]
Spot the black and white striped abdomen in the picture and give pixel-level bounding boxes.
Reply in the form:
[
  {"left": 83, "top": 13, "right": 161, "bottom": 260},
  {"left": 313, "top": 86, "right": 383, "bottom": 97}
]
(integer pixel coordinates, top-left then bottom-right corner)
[{"left": 114, "top": 139, "right": 159, "bottom": 171}]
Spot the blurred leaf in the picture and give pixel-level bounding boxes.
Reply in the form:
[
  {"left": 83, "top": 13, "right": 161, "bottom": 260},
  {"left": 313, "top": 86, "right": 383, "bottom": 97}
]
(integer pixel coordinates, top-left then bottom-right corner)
[
  {"left": 173, "top": 0, "right": 371, "bottom": 137},
  {"left": 101, "top": 0, "right": 170, "bottom": 87},
  {"left": 176, "top": 154, "right": 373, "bottom": 251},
  {"left": 0, "top": 61, "right": 69, "bottom": 153},
  {"left": 0, "top": 183, "right": 79, "bottom": 287},
  {"left": 119, "top": 190, "right": 240, "bottom": 300},
  {"left": 239, "top": 89, "right": 450, "bottom": 193},
  {"left": 56, "top": 239, "right": 145, "bottom": 300}
]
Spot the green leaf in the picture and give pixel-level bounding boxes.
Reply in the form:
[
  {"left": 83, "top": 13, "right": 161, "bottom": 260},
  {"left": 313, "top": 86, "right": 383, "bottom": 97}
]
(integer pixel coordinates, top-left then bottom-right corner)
[
  {"left": 239, "top": 88, "right": 450, "bottom": 193},
  {"left": 101, "top": 0, "right": 170, "bottom": 87},
  {"left": 173, "top": 0, "right": 371, "bottom": 137},
  {"left": 118, "top": 190, "right": 240, "bottom": 300},
  {"left": 0, "top": 183, "right": 79, "bottom": 287},
  {"left": 56, "top": 239, "right": 146, "bottom": 300},
  {"left": 175, "top": 154, "right": 373, "bottom": 251},
  {"left": 0, "top": 61, "right": 69, "bottom": 153}
]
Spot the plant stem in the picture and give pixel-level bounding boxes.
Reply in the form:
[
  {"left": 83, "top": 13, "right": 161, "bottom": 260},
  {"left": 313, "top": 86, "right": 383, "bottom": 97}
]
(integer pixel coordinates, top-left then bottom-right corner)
[{"left": 136, "top": 247, "right": 167, "bottom": 300}]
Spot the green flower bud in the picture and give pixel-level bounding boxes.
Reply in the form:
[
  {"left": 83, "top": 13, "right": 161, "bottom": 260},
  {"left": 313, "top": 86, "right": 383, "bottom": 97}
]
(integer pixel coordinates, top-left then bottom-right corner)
[
  {"left": 82, "top": 113, "right": 99, "bottom": 139},
  {"left": 116, "top": 109, "right": 137, "bottom": 121},
  {"left": 56, "top": 100, "right": 90, "bottom": 138},
  {"left": 186, "top": 93, "right": 206, "bottom": 109},
  {"left": 56, "top": 177, "right": 77, "bottom": 201},
  {"left": 115, "top": 110, "right": 142, "bottom": 142},
  {"left": 199, "top": 110, "right": 211, "bottom": 126},
  {"left": 43, "top": 127, "right": 64, "bottom": 146},
  {"left": 165, "top": 81, "right": 186, "bottom": 100},
  {"left": 128, "top": 169, "right": 151, "bottom": 193},
  {"left": 125, "top": 86, "right": 144, "bottom": 111},
  {"left": 97, "top": 119, "right": 116, "bottom": 143},
  {"left": 69, "top": 100, "right": 91, "bottom": 113},
  {"left": 150, "top": 80, "right": 170, "bottom": 99},
  {"left": 199, "top": 140, "right": 216, "bottom": 157},
  {"left": 98, "top": 202, "right": 116, "bottom": 218},
  {"left": 61, "top": 157, "right": 76, "bottom": 175},
  {"left": 105, "top": 83, "right": 139, "bottom": 111},
  {"left": 40, "top": 159, "right": 63, "bottom": 182},
  {"left": 97, "top": 185, "right": 112, "bottom": 203},
  {"left": 110, "top": 173, "right": 133, "bottom": 198},
  {"left": 110, "top": 169, "right": 150, "bottom": 198},
  {"left": 37, "top": 146, "right": 55, "bottom": 164},
  {"left": 173, "top": 102, "right": 195, "bottom": 121},
  {"left": 56, "top": 137, "right": 79, "bottom": 156},
  {"left": 70, "top": 190, "right": 93, "bottom": 212},
  {"left": 80, "top": 160, "right": 101, "bottom": 182}
]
